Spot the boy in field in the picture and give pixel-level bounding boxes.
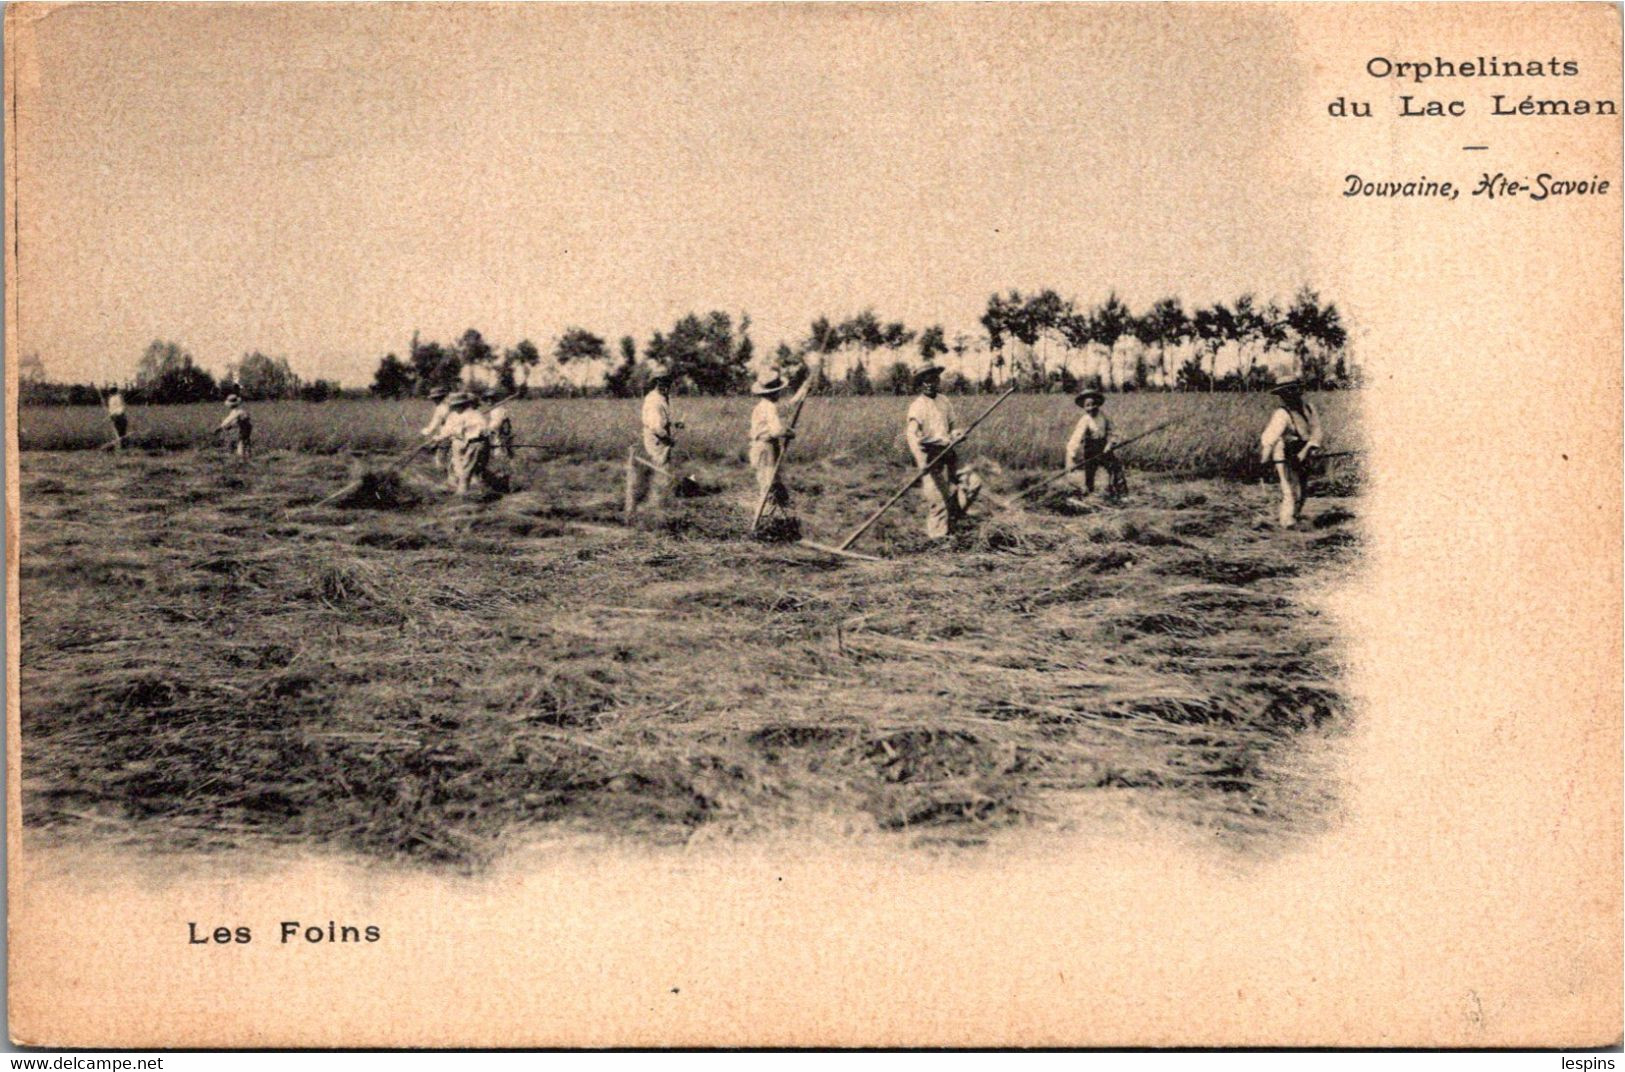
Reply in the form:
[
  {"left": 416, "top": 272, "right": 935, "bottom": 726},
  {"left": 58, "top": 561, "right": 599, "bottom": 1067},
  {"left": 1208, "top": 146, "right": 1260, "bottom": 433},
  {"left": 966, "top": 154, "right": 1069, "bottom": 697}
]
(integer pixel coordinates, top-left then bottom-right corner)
[
  {"left": 905, "top": 364, "right": 981, "bottom": 540},
  {"left": 104, "top": 387, "right": 128, "bottom": 451},
  {"left": 1259, "top": 379, "right": 1323, "bottom": 528},
  {"left": 483, "top": 389, "right": 514, "bottom": 462},
  {"left": 432, "top": 392, "right": 492, "bottom": 496},
  {"left": 748, "top": 370, "right": 796, "bottom": 514},
  {"left": 216, "top": 395, "right": 253, "bottom": 459},
  {"left": 628, "top": 366, "right": 677, "bottom": 516},
  {"left": 420, "top": 385, "right": 453, "bottom": 472},
  {"left": 1064, "top": 390, "right": 1127, "bottom": 498}
]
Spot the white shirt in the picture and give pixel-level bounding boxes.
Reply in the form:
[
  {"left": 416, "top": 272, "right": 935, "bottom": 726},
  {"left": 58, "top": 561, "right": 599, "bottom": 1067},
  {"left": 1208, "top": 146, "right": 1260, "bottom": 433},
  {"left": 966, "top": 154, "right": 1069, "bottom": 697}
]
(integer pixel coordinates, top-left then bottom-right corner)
[
  {"left": 1066, "top": 412, "right": 1111, "bottom": 466},
  {"left": 106, "top": 392, "right": 125, "bottom": 416},
  {"left": 217, "top": 407, "right": 249, "bottom": 431},
  {"left": 905, "top": 394, "right": 957, "bottom": 466},
  {"left": 642, "top": 391, "right": 671, "bottom": 442},
  {"left": 750, "top": 398, "right": 785, "bottom": 443},
  {"left": 485, "top": 404, "right": 510, "bottom": 434},
  {"left": 1260, "top": 401, "right": 1322, "bottom": 462},
  {"left": 437, "top": 409, "right": 489, "bottom": 444},
  {"left": 421, "top": 401, "right": 451, "bottom": 438}
]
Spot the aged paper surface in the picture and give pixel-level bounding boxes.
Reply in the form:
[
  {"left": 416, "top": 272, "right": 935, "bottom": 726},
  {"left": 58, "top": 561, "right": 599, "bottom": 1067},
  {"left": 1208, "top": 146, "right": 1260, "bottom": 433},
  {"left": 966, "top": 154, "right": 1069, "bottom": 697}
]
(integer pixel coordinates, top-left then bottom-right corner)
[{"left": 5, "top": 2, "right": 1620, "bottom": 1048}]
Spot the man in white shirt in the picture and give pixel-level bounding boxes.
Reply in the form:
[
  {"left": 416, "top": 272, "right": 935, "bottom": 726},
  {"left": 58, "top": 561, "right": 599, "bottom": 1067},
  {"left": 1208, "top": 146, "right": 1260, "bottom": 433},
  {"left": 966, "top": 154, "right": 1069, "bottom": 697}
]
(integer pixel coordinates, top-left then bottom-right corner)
[
  {"left": 1258, "top": 379, "right": 1323, "bottom": 528},
  {"left": 905, "top": 365, "right": 981, "bottom": 540},
  {"left": 104, "top": 388, "right": 127, "bottom": 451},
  {"left": 216, "top": 395, "right": 253, "bottom": 459},
  {"left": 748, "top": 371, "right": 795, "bottom": 512},
  {"left": 628, "top": 366, "right": 677, "bottom": 515},
  {"left": 431, "top": 392, "right": 491, "bottom": 495},
  {"left": 420, "top": 386, "right": 453, "bottom": 472},
  {"left": 483, "top": 390, "right": 514, "bottom": 462},
  {"left": 1064, "top": 390, "right": 1126, "bottom": 498}
]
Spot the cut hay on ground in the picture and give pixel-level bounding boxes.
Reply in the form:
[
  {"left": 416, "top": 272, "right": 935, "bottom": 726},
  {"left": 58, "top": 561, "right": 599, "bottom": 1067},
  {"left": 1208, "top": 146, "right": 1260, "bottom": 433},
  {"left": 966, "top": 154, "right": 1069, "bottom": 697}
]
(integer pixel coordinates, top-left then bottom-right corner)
[
  {"left": 18, "top": 446, "right": 1361, "bottom": 867},
  {"left": 322, "top": 469, "right": 423, "bottom": 510}
]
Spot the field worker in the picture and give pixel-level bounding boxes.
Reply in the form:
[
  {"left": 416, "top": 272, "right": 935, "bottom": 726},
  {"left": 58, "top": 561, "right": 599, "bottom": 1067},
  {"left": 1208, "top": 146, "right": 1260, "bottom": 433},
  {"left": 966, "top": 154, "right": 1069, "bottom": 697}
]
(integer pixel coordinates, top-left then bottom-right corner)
[
  {"left": 434, "top": 391, "right": 492, "bottom": 496},
  {"left": 1065, "top": 390, "right": 1127, "bottom": 498},
  {"left": 104, "top": 387, "right": 128, "bottom": 451},
  {"left": 216, "top": 395, "right": 253, "bottom": 459},
  {"left": 630, "top": 365, "right": 678, "bottom": 512},
  {"left": 748, "top": 370, "right": 796, "bottom": 512},
  {"left": 483, "top": 389, "right": 514, "bottom": 462},
  {"left": 905, "top": 364, "right": 982, "bottom": 540},
  {"left": 1259, "top": 379, "right": 1323, "bottom": 529},
  {"left": 421, "top": 386, "right": 453, "bottom": 472}
]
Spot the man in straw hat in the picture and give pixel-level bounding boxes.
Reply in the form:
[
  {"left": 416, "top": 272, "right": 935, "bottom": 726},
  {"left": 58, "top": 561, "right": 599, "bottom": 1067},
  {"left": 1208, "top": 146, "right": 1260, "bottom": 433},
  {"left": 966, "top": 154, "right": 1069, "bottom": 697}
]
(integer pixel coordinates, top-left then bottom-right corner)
[
  {"left": 432, "top": 391, "right": 492, "bottom": 496},
  {"left": 905, "top": 364, "right": 981, "bottom": 540},
  {"left": 420, "top": 385, "right": 455, "bottom": 473},
  {"left": 1259, "top": 378, "right": 1323, "bottom": 528},
  {"left": 216, "top": 395, "right": 254, "bottom": 459},
  {"left": 1065, "top": 389, "right": 1126, "bottom": 499},
  {"left": 629, "top": 364, "right": 678, "bottom": 514},
  {"left": 748, "top": 369, "right": 796, "bottom": 513}
]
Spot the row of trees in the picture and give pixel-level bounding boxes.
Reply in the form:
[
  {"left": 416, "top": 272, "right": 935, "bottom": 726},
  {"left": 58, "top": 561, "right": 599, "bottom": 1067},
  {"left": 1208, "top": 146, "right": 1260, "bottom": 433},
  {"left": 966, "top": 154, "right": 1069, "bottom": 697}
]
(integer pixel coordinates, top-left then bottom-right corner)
[
  {"left": 370, "top": 314, "right": 758, "bottom": 399},
  {"left": 976, "top": 287, "right": 1351, "bottom": 393},
  {"left": 19, "top": 342, "right": 344, "bottom": 406},
  {"left": 368, "top": 289, "right": 1354, "bottom": 401},
  {"left": 25, "top": 287, "right": 1355, "bottom": 407},
  {"left": 370, "top": 329, "right": 548, "bottom": 399}
]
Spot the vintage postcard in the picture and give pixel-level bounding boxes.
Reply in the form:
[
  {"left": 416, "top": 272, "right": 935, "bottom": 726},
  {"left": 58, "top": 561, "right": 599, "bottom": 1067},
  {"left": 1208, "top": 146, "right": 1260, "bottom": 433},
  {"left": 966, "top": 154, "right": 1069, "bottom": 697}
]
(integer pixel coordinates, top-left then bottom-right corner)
[{"left": 5, "top": 2, "right": 1619, "bottom": 1049}]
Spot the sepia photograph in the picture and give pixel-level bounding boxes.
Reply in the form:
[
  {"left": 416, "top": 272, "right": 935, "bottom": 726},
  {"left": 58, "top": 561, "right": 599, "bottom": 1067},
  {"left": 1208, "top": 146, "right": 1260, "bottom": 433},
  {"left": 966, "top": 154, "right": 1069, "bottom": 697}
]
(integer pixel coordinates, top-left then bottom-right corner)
[{"left": 5, "top": 2, "right": 1619, "bottom": 1050}]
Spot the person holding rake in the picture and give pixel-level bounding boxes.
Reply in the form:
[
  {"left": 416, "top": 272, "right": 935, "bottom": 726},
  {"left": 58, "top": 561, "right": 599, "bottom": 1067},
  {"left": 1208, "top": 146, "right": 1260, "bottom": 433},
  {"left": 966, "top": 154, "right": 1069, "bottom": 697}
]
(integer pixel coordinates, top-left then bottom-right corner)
[
  {"left": 627, "top": 365, "right": 680, "bottom": 516},
  {"left": 905, "top": 364, "right": 981, "bottom": 540},
  {"left": 433, "top": 392, "right": 492, "bottom": 496},
  {"left": 1259, "top": 378, "right": 1323, "bottom": 529},
  {"left": 216, "top": 395, "right": 253, "bottom": 459},
  {"left": 1065, "top": 389, "right": 1127, "bottom": 499},
  {"left": 420, "top": 385, "right": 454, "bottom": 473},
  {"left": 748, "top": 369, "right": 797, "bottom": 516}
]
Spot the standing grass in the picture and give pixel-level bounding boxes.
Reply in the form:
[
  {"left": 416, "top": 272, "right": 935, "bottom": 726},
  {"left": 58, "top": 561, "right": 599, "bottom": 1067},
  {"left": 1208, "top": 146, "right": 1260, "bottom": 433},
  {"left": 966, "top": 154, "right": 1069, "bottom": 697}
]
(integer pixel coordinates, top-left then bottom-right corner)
[{"left": 19, "top": 393, "right": 1362, "bottom": 478}]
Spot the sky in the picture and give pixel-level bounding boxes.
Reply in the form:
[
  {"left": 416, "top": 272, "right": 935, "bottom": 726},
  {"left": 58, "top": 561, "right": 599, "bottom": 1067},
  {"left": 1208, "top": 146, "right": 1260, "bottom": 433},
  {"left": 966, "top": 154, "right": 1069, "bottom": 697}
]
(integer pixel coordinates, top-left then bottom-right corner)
[{"left": 14, "top": 4, "right": 1321, "bottom": 387}]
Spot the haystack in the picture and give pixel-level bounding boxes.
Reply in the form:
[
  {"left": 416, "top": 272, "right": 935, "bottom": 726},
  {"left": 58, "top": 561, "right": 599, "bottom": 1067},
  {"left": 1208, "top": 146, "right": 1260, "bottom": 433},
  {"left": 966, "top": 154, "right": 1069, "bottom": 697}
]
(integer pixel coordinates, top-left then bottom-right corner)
[
  {"left": 750, "top": 516, "right": 803, "bottom": 544},
  {"left": 315, "top": 458, "right": 429, "bottom": 510},
  {"left": 323, "top": 470, "right": 421, "bottom": 510},
  {"left": 671, "top": 474, "right": 721, "bottom": 499}
]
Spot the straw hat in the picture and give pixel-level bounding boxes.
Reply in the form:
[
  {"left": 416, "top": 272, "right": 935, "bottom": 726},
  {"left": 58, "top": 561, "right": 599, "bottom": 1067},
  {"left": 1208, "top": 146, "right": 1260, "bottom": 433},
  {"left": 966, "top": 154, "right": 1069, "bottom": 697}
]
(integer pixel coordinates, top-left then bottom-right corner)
[
  {"left": 1074, "top": 390, "right": 1105, "bottom": 407},
  {"left": 647, "top": 364, "right": 673, "bottom": 384},
  {"left": 1269, "top": 379, "right": 1304, "bottom": 395},
  {"left": 446, "top": 391, "right": 476, "bottom": 408},
  {"left": 751, "top": 371, "right": 789, "bottom": 396},
  {"left": 224, "top": 395, "right": 242, "bottom": 407},
  {"left": 427, "top": 386, "right": 450, "bottom": 401},
  {"left": 912, "top": 365, "right": 945, "bottom": 387}
]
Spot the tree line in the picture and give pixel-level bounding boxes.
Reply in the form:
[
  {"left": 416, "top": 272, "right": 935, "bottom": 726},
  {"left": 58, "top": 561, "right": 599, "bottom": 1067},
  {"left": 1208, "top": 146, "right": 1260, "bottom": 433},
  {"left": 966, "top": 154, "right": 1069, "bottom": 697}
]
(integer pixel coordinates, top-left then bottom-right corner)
[
  {"left": 370, "top": 288, "right": 1353, "bottom": 400},
  {"left": 19, "top": 341, "right": 345, "bottom": 406},
  {"left": 975, "top": 287, "right": 1351, "bottom": 393},
  {"left": 369, "top": 314, "right": 757, "bottom": 399},
  {"left": 20, "top": 287, "right": 1354, "bottom": 406}
]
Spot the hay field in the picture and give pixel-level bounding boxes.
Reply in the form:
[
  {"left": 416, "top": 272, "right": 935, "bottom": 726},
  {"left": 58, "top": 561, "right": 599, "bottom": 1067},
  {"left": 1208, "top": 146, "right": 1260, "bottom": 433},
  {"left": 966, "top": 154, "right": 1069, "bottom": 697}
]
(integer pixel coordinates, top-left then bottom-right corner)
[
  {"left": 17, "top": 411, "right": 1362, "bottom": 867},
  {"left": 19, "top": 392, "right": 1361, "bottom": 476}
]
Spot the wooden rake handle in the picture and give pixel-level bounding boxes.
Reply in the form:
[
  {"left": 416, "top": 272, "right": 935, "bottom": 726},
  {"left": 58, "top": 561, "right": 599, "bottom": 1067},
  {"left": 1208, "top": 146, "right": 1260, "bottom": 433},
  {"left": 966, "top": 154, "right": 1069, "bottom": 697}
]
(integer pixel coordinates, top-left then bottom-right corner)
[
  {"left": 1005, "top": 415, "right": 1188, "bottom": 506},
  {"left": 750, "top": 377, "right": 814, "bottom": 534},
  {"left": 835, "top": 386, "right": 1017, "bottom": 551}
]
